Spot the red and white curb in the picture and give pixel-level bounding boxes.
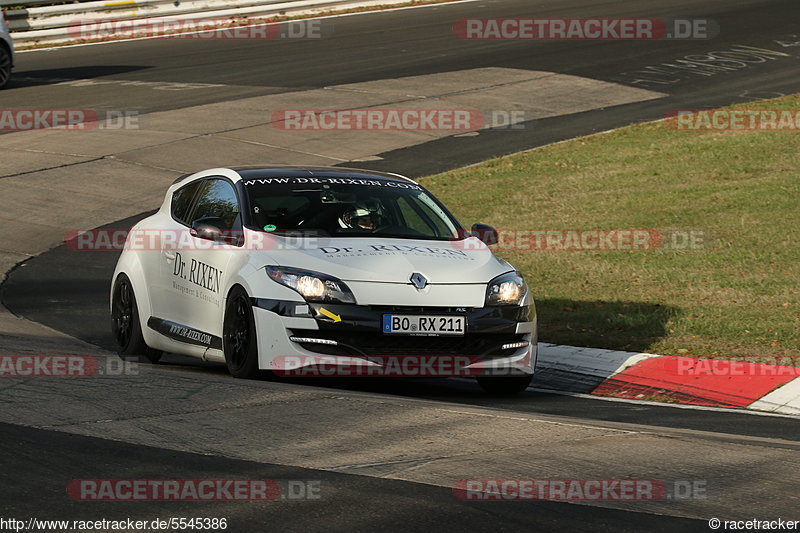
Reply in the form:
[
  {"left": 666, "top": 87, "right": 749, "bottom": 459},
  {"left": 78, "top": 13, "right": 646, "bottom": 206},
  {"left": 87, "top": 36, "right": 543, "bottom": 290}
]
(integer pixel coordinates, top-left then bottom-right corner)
[{"left": 535, "top": 343, "right": 800, "bottom": 415}]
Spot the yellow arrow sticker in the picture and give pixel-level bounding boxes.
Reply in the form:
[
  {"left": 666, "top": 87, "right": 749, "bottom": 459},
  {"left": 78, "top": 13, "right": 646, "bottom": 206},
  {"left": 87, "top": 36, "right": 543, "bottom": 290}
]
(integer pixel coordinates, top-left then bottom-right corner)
[{"left": 319, "top": 307, "right": 342, "bottom": 323}]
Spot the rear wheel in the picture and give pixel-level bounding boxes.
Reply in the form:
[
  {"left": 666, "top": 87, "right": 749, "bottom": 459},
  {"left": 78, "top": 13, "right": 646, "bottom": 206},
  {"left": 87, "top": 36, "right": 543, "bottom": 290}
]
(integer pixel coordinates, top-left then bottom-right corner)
[
  {"left": 223, "top": 286, "right": 259, "bottom": 378},
  {"left": 476, "top": 374, "right": 533, "bottom": 395},
  {"left": 110, "top": 274, "right": 162, "bottom": 363},
  {"left": 0, "top": 45, "right": 11, "bottom": 89}
]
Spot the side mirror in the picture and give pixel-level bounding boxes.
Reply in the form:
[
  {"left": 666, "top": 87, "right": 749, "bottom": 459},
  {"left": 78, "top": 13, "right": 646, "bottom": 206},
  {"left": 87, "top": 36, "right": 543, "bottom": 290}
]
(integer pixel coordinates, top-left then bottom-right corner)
[
  {"left": 191, "top": 217, "right": 227, "bottom": 242},
  {"left": 471, "top": 223, "right": 498, "bottom": 245}
]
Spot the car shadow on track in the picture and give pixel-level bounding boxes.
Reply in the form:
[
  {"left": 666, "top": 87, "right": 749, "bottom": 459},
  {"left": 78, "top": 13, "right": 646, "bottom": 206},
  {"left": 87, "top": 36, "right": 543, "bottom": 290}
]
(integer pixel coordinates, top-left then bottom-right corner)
[{"left": 537, "top": 298, "right": 677, "bottom": 354}]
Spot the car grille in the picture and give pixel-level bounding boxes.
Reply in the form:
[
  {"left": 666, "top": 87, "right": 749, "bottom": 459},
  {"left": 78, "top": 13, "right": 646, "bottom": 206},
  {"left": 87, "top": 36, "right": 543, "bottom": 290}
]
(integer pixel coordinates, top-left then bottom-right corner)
[{"left": 290, "top": 330, "right": 527, "bottom": 357}]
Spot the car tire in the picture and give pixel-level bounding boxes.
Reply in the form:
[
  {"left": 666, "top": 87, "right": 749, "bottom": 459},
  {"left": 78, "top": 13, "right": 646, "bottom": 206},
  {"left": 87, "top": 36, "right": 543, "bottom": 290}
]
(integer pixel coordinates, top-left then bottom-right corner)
[
  {"left": 223, "top": 286, "right": 259, "bottom": 379},
  {"left": 111, "top": 274, "right": 163, "bottom": 363},
  {"left": 0, "top": 45, "right": 10, "bottom": 90},
  {"left": 476, "top": 374, "right": 533, "bottom": 395}
]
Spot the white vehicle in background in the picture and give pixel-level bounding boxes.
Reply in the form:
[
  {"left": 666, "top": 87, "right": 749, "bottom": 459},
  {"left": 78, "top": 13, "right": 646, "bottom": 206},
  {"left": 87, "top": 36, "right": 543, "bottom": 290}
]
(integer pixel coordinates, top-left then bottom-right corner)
[
  {"left": 0, "top": 11, "right": 13, "bottom": 89},
  {"left": 111, "top": 166, "right": 537, "bottom": 394}
]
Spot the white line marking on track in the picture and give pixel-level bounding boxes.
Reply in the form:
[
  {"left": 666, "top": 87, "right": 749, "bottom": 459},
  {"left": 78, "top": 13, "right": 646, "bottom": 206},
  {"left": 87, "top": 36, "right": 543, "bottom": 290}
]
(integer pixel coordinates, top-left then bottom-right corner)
[{"left": 12, "top": 76, "right": 226, "bottom": 90}]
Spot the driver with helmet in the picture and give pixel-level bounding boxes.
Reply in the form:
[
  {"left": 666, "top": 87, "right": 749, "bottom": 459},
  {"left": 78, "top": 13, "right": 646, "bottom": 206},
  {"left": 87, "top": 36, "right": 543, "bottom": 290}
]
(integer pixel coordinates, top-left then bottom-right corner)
[{"left": 338, "top": 200, "right": 386, "bottom": 231}]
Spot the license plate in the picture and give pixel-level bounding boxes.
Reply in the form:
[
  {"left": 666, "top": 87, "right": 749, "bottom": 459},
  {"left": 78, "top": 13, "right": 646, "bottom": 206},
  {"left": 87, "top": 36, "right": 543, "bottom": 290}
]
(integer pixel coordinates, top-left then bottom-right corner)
[{"left": 382, "top": 315, "right": 466, "bottom": 336}]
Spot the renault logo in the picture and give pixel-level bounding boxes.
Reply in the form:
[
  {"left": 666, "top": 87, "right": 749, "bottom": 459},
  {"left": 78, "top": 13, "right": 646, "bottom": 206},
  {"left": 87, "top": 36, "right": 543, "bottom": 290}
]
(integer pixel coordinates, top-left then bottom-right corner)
[{"left": 410, "top": 272, "right": 428, "bottom": 290}]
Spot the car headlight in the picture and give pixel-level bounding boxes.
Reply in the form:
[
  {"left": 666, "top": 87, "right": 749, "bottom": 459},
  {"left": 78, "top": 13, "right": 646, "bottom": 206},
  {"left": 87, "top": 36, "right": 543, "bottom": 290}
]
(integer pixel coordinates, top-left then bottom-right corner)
[
  {"left": 266, "top": 266, "right": 356, "bottom": 304},
  {"left": 485, "top": 272, "right": 526, "bottom": 306}
]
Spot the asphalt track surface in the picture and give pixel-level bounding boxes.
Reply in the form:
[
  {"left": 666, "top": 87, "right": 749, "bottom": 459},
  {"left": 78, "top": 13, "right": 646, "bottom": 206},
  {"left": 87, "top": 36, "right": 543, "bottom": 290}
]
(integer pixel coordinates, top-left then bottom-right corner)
[
  {"left": 1, "top": 423, "right": 708, "bottom": 533},
  {"left": 2, "top": 0, "right": 800, "bottom": 529},
  {"left": 3, "top": 0, "right": 800, "bottom": 174},
  {"left": 4, "top": 212, "right": 800, "bottom": 443}
]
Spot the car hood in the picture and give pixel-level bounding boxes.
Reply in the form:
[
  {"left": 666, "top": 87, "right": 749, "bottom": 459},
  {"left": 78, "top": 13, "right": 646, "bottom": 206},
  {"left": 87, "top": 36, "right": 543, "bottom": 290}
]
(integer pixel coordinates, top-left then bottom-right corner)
[{"left": 258, "top": 235, "right": 513, "bottom": 284}]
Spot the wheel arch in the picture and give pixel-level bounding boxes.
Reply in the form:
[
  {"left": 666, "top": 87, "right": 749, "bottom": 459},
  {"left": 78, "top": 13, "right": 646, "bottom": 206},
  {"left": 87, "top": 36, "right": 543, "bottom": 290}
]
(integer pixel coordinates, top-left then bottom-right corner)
[
  {"left": 111, "top": 252, "right": 152, "bottom": 333},
  {"left": 222, "top": 274, "right": 257, "bottom": 311}
]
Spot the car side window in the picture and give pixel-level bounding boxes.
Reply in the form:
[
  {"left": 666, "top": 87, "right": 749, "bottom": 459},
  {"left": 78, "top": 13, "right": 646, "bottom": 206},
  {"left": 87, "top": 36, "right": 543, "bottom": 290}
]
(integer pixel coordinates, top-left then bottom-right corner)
[
  {"left": 397, "top": 195, "right": 454, "bottom": 237},
  {"left": 171, "top": 181, "right": 203, "bottom": 225},
  {"left": 397, "top": 197, "right": 432, "bottom": 235},
  {"left": 188, "top": 178, "right": 241, "bottom": 230}
]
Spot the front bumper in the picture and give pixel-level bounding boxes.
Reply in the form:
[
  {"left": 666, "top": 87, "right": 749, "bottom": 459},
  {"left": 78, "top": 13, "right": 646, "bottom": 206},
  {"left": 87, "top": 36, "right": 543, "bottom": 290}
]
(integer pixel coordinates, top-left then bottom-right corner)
[{"left": 251, "top": 298, "right": 537, "bottom": 377}]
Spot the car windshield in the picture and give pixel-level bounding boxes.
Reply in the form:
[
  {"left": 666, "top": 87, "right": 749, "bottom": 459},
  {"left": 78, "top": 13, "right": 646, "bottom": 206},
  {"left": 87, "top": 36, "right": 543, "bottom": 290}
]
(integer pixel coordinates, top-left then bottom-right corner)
[{"left": 243, "top": 176, "right": 465, "bottom": 240}]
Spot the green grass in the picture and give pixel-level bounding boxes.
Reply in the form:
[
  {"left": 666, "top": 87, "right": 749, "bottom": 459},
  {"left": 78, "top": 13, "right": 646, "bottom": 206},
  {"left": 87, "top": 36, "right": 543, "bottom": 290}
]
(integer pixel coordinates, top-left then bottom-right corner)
[{"left": 421, "top": 95, "right": 800, "bottom": 357}]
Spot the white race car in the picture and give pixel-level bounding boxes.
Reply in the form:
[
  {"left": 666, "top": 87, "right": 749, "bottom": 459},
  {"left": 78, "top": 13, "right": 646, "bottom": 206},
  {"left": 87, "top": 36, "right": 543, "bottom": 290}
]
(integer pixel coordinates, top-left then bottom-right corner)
[{"left": 111, "top": 167, "right": 537, "bottom": 394}]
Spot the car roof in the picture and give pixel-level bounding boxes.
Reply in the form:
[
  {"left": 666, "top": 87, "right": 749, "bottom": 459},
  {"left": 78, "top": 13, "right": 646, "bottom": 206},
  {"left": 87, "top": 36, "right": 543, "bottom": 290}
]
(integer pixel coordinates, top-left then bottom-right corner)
[
  {"left": 232, "top": 166, "right": 417, "bottom": 184},
  {"left": 170, "top": 166, "right": 418, "bottom": 189}
]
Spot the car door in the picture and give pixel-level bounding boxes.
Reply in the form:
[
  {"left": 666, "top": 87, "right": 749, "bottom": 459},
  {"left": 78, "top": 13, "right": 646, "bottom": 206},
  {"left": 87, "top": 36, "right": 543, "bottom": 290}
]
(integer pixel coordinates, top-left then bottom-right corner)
[
  {"left": 150, "top": 179, "right": 203, "bottom": 323},
  {"left": 160, "top": 177, "right": 242, "bottom": 342}
]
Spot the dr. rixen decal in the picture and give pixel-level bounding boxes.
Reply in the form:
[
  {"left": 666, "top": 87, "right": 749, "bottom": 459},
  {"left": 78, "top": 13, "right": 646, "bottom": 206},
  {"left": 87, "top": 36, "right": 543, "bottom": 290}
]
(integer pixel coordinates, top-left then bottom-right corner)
[{"left": 172, "top": 252, "right": 223, "bottom": 293}]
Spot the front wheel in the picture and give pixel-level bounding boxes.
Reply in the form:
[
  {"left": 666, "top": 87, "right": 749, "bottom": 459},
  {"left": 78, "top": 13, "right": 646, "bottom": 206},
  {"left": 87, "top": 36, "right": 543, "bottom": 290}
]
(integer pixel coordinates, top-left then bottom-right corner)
[
  {"left": 0, "top": 45, "right": 10, "bottom": 89},
  {"left": 223, "top": 286, "right": 259, "bottom": 379},
  {"left": 476, "top": 374, "right": 533, "bottom": 395},
  {"left": 110, "top": 274, "right": 162, "bottom": 363}
]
